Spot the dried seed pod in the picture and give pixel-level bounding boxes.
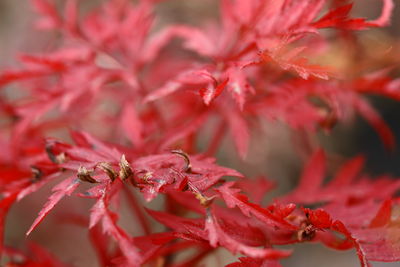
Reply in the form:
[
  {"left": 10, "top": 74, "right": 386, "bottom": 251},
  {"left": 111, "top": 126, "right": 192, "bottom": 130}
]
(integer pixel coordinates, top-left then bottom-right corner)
[
  {"left": 141, "top": 171, "right": 152, "bottom": 182},
  {"left": 119, "top": 154, "right": 133, "bottom": 180},
  {"left": 194, "top": 192, "right": 214, "bottom": 207},
  {"left": 97, "top": 162, "right": 117, "bottom": 181},
  {"left": 31, "top": 166, "right": 43, "bottom": 181},
  {"left": 45, "top": 142, "right": 58, "bottom": 164},
  {"left": 77, "top": 166, "right": 97, "bottom": 183},
  {"left": 45, "top": 141, "right": 67, "bottom": 164},
  {"left": 55, "top": 153, "right": 67, "bottom": 164},
  {"left": 171, "top": 149, "right": 192, "bottom": 173},
  {"left": 297, "top": 222, "right": 316, "bottom": 242}
]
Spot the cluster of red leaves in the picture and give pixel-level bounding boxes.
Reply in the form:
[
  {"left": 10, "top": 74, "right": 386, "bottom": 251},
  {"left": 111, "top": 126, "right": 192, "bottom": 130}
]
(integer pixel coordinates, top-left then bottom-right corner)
[{"left": 1, "top": 0, "right": 400, "bottom": 266}]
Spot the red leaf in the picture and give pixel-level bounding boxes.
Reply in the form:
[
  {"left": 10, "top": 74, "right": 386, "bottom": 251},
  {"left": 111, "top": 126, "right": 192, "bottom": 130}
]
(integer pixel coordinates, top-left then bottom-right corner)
[
  {"left": 351, "top": 227, "right": 400, "bottom": 262},
  {"left": 146, "top": 208, "right": 205, "bottom": 240},
  {"left": 17, "top": 172, "right": 61, "bottom": 201},
  {"left": 143, "top": 25, "right": 215, "bottom": 61},
  {"left": 65, "top": 0, "right": 79, "bottom": 34},
  {"left": 89, "top": 182, "right": 142, "bottom": 266},
  {"left": 26, "top": 177, "right": 80, "bottom": 236},
  {"left": 0, "top": 191, "right": 19, "bottom": 258},
  {"left": 19, "top": 54, "right": 66, "bottom": 72},
  {"left": 236, "top": 176, "right": 275, "bottom": 204},
  {"left": 224, "top": 109, "right": 250, "bottom": 159},
  {"left": 259, "top": 48, "right": 331, "bottom": 80},
  {"left": 369, "top": 199, "right": 392, "bottom": 228},
  {"left": 225, "top": 67, "right": 255, "bottom": 110},
  {"left": 144, "top": 68, "right": 215, "bottom": 103},
  {"left": 0, "top": 70, "right": 49, "bottom": 87},
  {"left": 305, "top": 208, "right": 333, "bottom": 229},
  {"left": 132, "top": 153, "right": 242, "bottom": 201},
  {"left": 88, "top": 225, "right": 113, "bottom": 267},
  {"left": 160, "top": 111, "right": 209, "bottom": 151},
  {"left": 226, "top": 257, "right": 282, "bottom": 267},
  {"left": 368, "top": 0, "right": 394, "bottom": 27},
  {"left": 31, "top": 0, "right": 61, "bottom": 29},
  {"left": 313, "top": 0, "right": 394, "bottom": 30},
  {"left": 200, "top": 78, "right": 229, "bottom": 106},
  {"left": 327, "top": 156, "right": 364, "bottom": 188},
  {"left": 4, "top": 242, "right": 70, "bottom": 267},
  {"left": 284, "top": 149, "right": 326, "bottom": 202},
  {"left": 205, "top": 209, "right": 292, "bottom": 259},
  {"left": 120, "top": 103, "right": 144, "bottom": 147},
  {"left": 312, "top": 4, "right": 370, "bottom": 30},
  {"left": 331, "top": 221, "right": 372, "bottom": 267},
  {"left": 267, "top": 203, "right": 296, "bottom": 220},
  {"left": 215, "top": 182, "right": 296, "bottom": 230},
  {"left": 354, "top": 98, "right": 395, "bottom": 150}
]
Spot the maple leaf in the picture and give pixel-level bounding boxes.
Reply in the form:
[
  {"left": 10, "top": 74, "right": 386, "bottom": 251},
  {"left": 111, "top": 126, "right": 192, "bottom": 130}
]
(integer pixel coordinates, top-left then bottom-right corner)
[
  {"left": 353, "top": 97, "right": 395, "bottom": 150},
  {"left": 200, "top": 78, "right": 229, "bottom": 106},
  {"left": 312, "top": 4, "right": 370, "bottom": 30},
  {"left": 26, "top": 176, "right": 80, "bottom": 236},
  {"left": 215, "top": 182, "right": 297, "bottom": 230},
  {"left": 349, "top": 200, "right": 400, "bottom": 264},
  {"left": 282, "top": 148, "right": 326, "bottom": 203},
  {"left": 226, "top": 257, "right": 282, "bottom": 267},
  {"left": 120, "top": 103, "right": 144, "bottom": 147},
  {"left": 146, "top": 208, "right": 206, "bottom": 241},
  {"left": 279, "top": 150, "right": 400, "bottom": 266},
  {"left": 147, "top": 208, "right": 291, "bottom": 260},
  {"left": 87, "top": 182, "right": 142, "bottom": 266},
  {"left": 159, "top": 111, "right": 210, "bottom": 151},
  {"left": 16, "top": 172, "right": 63, "bottom": 202},
  {"left": 296, "top": 207, "right": 400, "bottom": 266},
  {"left": 3, "top": 242, "right": 70, "bottom": 267},
  {"left": 0, "top": 1, "right": 399, "bottom": 266},
  {"left": 88, "top": 224, "right": 115, "bottom": 267},
  {"left": 0, "top": 190, "right": 19, "bottom": 258},
  {"left": 131, "top": 152, "right": 242, "bottom": 201},
  {"left": 257, "top": 46, "right": 331, "bottom": 80},
  {"left": 132, "top": 232, "right": 179, "bottom": 264},
  {"left": 367, "top": 0, "right": 394, "bottom": 27},
  {"left": 223, "top": 107, "right": 250, "bottom": 159},
  {"left": 205, "top": 208, "right": 292, "bottom": 259},
  {"left": 143, "top": 68, "right": 218, "bottom": 103},
  {"left": 282, "top": 149, "right": 400, "bottom": 206},
  {"left": 30, "top": 0, "right": 62, "bottom": 30},
  {"left": 0, "top": 70, "right": 50, "bottom": 87},
  {"left": 236, "top": 176, "right": 275, "bottom": 204}
]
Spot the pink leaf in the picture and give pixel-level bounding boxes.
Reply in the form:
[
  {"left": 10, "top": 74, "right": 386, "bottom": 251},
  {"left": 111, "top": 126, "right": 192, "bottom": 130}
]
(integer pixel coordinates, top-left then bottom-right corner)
[
  {"left": 368, "top": 0, "right": 394, "bottom": 27},
  {"left": 224, "top": 109, "right": 249, "bottom": 159},
  {"left": 200, "top": 78, "right": 229, "bottom": 106},
  {"left": 31, "top": 0, "right": 61, "bottom": 29},
  {"left": 260, "top": 49, "right": 330, "bottom": 80},
  {"left": 120, "top": 104, "right": 144, "bottom": 147},
  {"left": 144, "top": 69, "right": 215, "bottom": 103},
  {"left": 65, "top": 0, "right": 79, "bottom": 34}
]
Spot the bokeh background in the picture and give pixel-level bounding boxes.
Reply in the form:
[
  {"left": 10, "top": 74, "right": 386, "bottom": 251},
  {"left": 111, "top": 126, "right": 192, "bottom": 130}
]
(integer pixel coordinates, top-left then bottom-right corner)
[{"left": 1, "top": 1, "right": 400, "bottom": 266}]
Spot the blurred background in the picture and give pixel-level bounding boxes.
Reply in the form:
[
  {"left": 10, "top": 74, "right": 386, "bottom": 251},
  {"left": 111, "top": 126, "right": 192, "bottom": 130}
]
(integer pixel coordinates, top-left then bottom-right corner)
[{"left": 0, "top": 0, "right": 399, "bottom": 266}]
